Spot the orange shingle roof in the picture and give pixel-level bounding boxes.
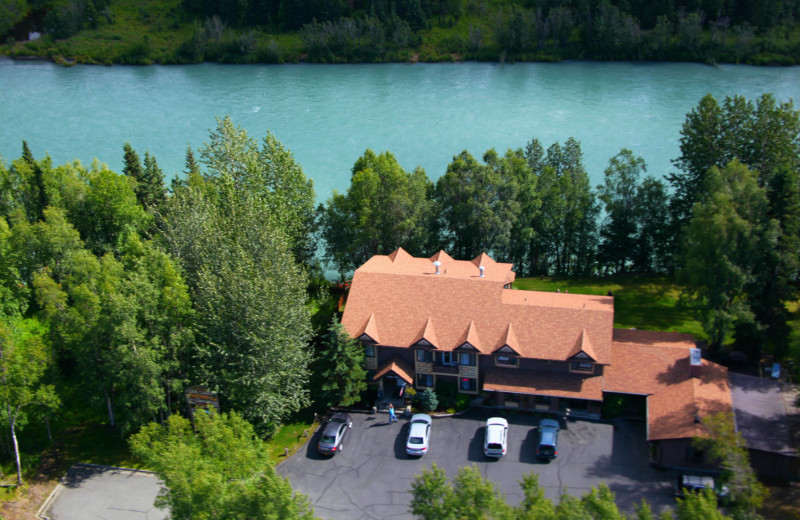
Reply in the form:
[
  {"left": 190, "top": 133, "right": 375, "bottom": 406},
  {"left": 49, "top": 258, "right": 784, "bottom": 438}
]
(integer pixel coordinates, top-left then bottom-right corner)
[
  {"left": 568, "top": 329, "right": 597, "bottom": 361},
  {"left": 373, "top": 356, "right": 415, "bottom": 385},
  {"left": 604, "top": 329, "right": 697, "bottom": 395},
  {"left": 341, "top": 249, "right": 614, "bottom": 363},
  {"left": 647, "top": 361, "right": 732, "bottom": 441},
  {"left": 605, "top": 329, "right": 732, "bottom": 441},
  {"left": 414, "top": 317, "right": 440, "bottom": 348},
  {"left": 483, "top": 368, "right": 604, "bottom": 401},
  {"left": 460, "top": 321, "right": 482, "bottom": 350},
  {"left": 359, "top": 313, "right": 381, "bottom": 343}
]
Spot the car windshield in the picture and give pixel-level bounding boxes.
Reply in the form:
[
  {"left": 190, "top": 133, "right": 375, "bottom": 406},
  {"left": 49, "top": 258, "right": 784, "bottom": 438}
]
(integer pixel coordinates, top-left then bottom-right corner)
[
  {"left": 539, "top": 445, "right": 555, "bottom": 454},
  {"left": 487, "top": 442, "right": 503, "bottom": 450},
  {"left": 321, "top": 434, "right": 336, "bottom": 443},
  {"left": 409, "top": 437, "right": 424, "bottom": 445}
]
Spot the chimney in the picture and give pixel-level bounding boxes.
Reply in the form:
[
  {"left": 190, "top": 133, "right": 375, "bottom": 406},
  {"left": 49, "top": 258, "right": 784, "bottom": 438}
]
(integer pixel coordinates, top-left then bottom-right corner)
[
  {"left": 433, "top": 261, "right": 441, "bottom": 275},
  {"left": 689, "top": 347, "right": 702, "bottom": 378},
  {"left": 479, "top": 265, "right": 485, "bottom": 277}
]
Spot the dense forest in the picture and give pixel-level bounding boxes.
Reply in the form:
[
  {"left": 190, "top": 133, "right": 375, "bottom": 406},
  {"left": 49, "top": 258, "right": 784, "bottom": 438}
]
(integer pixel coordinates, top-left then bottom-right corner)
[
  {"left": 0, "top": 92, "right": 797, "bottom": 516},
  {"left": 2, "top": 0, "right": 800, "bottom": 64}
]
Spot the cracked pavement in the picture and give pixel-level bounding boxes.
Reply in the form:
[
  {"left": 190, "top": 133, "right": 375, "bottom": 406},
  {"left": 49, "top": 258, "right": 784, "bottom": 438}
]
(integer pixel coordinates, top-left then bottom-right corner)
[{"left": 277, "top": 409, "right": 677, "bottom": 520}]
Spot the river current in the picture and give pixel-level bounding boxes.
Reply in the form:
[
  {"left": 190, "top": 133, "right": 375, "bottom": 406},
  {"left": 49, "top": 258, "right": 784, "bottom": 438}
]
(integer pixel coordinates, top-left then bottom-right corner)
[{"left": 2, "top": 58, "right": 799, "bottom": 200}]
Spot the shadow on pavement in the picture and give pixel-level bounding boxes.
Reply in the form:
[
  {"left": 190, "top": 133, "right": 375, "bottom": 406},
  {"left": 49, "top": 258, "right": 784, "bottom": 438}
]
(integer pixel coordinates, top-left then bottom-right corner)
[
  {"left": 303, "top": 427, "right": 332, "bottom": 460},
  {"left": 393, "top": 421, "right": 411, "bottom": 459},
  {"left": 61, "top": 464, "right": 104, "bottom": 489},
  {"left": 518, "top": 427, "right": 548, "bottom": 465},
  {"left": 467, "top": 426, "right": 487, "bottom": 462}
]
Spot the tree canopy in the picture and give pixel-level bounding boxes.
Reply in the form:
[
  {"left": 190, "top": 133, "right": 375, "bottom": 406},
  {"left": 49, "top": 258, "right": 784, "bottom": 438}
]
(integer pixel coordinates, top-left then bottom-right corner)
[{"left": 130, "top": 411, "right": 316, "bottom": 520}]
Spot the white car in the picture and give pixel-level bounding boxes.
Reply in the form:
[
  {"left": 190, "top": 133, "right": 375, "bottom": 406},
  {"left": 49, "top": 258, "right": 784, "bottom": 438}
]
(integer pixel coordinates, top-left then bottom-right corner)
[
  {"left": 484, "top": 417, "right": 508, "bottom": 457},
  {"left": 406, "top": 414, "right": 432, "bottom": 456}
]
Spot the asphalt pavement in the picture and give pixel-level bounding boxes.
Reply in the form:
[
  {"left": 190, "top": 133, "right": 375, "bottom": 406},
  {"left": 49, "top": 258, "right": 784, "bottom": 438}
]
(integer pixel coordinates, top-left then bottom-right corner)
[
  {"left": 276, "top": 408, "right": 677, "bottom": 520},
  {"left": 39, "top": 464, "right": 167, "bottom": 520}
]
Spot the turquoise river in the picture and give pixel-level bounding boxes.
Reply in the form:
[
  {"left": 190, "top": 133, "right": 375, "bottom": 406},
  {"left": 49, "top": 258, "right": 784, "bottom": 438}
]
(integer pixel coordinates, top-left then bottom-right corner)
[{"left": 2, "top": 58, "right": 799, "bottom": 200}]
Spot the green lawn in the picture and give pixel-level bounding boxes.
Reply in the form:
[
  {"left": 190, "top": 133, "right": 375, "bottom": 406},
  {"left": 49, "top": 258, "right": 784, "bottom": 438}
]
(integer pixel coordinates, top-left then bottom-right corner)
[
  {"left": 265, "top": 409, "right": 319, "bottom": 466},
  {"left": 513, "top": 275, "right": 707, "bottom": 339}
]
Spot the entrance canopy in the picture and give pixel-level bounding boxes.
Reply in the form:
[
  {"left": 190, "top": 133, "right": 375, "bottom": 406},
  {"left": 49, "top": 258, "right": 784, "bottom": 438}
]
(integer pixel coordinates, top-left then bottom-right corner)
[{"left": 373, "top": 356, "right": 415, "bottom": 385}]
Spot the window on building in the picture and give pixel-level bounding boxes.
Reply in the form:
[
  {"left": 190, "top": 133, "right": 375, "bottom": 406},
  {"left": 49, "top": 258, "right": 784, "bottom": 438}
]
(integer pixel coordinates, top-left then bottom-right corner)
[
  {"left": 460, "top": 377, "right": 477, "bottom": 392},
  {"left": 416, "top": 349, "right": 433, "bottom": 362},
  {"left": 570, "top": 361, "right": 593, "bottom": 373},
  {"left": 687, "top": 446, "right": 705, "bottom": 463},
  {"left": 440, "top": 352, "right": 457, "bottom": 366},
  {"left": 459, "top": 352, "right": 476, "bottom": 366},
  {"left": 535, "top": 395, "right": 550, "bottom": 406},
  {"left": 417, "top": 374, "right": 434, "bottom": 387},
  {"left": 364, "top": 344, "right": 375, "bottom": 357},
  {"left": 496, "top": 355, "right": 518, "bottom": 366}
]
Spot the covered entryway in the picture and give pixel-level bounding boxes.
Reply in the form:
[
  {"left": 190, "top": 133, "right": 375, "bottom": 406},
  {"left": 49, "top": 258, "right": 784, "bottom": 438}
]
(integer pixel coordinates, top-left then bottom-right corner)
[{"left": 373, "top": 356, "right": 415, "bottom": 398}]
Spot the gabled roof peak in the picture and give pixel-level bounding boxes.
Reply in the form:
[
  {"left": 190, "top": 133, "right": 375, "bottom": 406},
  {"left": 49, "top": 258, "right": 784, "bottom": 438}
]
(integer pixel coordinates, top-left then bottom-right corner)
[
  {"left": 414, "top": 317, "right": 439, "bottom": 348},
  {"left": 359, "top": 313, "right": 380, "bottom": 344},
  {"left": 459, "top": 320, "right": 483, "bottom": 351},
  {"left": 568, "top": 329, "right": 597, "bottom": 362},
  {"left": 494, "top": 323, "right": 520, "bottom": 354},
  {"left": 389, "top": 247, "right": 413, "bottom": 263},
  {"left": 471, "top": 252, "right": 496, "bottom": 268},
  {"left": 430, "top": 250, "right": 454, "bottom": 264}
]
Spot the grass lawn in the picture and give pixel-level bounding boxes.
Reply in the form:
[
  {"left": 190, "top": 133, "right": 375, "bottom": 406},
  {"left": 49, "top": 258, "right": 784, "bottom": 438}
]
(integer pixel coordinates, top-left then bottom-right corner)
[
  {"left": 513, "top": 274, "right": 707, "bottom": 339},
  {"left": 265, "top": 408, "right": 320, "bottom": 466}
]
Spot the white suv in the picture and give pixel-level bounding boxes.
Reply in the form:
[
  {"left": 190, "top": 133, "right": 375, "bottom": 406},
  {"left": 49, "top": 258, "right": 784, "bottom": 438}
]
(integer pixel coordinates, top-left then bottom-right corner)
[{"left": 484, "top": 417, "right": 508, "bottom": 457}]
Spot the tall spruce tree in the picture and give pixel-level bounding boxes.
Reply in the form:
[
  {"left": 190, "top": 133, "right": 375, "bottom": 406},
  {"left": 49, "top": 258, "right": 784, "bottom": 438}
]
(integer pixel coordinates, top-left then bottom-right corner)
[
  {"left": 314, "top": 318, "right": 367, "bottom": 410},
  {"left": 138, "top": 151, "right": 167, "bottom": 209},
  {"left": 122, "top": 142, "right": 143, "bottom": 181}
]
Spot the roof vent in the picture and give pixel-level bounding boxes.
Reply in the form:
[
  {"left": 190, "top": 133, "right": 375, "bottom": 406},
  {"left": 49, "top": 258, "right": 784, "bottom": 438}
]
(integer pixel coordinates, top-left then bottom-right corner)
[
  {"left": 479, "top": 265, "right": 485, "bottom": 277},
  {"left": 433, "top": 260, "right": 441, "bottom": 275}
]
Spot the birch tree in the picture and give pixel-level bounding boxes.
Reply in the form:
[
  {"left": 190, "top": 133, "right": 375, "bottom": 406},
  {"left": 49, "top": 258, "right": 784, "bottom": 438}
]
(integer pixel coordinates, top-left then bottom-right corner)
[{"left": 0, "top": 318, "right": 59, "bottom": 486}]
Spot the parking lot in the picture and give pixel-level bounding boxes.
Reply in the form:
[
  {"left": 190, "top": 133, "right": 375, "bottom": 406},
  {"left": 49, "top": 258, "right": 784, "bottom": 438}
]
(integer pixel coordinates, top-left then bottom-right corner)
[{"left": 277, "top": 409, "right": 677, "bottom": 520}]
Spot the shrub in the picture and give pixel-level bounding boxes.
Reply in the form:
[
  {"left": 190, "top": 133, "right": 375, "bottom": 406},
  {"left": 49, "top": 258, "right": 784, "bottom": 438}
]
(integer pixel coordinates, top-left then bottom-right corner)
[
  {"left": 435, "top": 380, "right": 458, "bottom": 409},
  {"left": 418, "top": 388, "right": 438, "bottom": 411},
  {"left": 455, "top": 394, "right": 471, "bottom": 412}
]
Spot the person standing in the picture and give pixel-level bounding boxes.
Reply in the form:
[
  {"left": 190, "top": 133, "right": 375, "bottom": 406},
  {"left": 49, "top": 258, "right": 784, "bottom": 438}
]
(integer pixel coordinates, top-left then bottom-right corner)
[{"left": 388, "top": 403, "right": 397, "bottom": 423}]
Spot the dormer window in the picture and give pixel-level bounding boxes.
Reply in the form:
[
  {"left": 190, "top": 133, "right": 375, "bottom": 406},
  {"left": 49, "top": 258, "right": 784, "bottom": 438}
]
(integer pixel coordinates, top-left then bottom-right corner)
[
  {"left": 459, "top": 353, "right": 476, "bottom": 366},
  {"left": 496, "top": 355, "right": 518, "bottom": 366},
  {"left": 416, "top": 349, "right": 433, "bottom": 363},
  {"left": 570, "top": 361, "right": 594, "bottom": 373},
  {"left": 364, "top": 344, "right": 375, "bottom": 358}
]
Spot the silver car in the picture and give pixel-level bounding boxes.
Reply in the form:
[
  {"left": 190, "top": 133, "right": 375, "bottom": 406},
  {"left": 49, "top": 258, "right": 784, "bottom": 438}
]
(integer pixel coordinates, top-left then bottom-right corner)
[
  {"left": 484, "top": 417, "right": 508, "bottom": 457},
  {"left": 406, "top": 414, "right": 432, "bottom": 456},
  {"left": 317, "top": 413, "right": 352, "bottom": 456}
]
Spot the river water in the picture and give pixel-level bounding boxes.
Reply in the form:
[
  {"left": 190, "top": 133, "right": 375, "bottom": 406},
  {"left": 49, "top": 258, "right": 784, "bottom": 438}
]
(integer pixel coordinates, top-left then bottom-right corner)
[{"left": 2, "top": 58, "right": 799, "bottom": 200}]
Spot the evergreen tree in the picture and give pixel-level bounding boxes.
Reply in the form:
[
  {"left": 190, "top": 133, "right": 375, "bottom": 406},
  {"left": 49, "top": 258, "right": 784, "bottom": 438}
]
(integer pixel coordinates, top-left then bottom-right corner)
[
  {"left": 21, "top": 140, "right": 34, "bottom": 165},
  {"left": 184, "top": 144, "right": 201, "bottom": 176},
  {"left": 122, "top": 142, "right": 143, "bottom": 181},
  {"left": 314, "top": 318, "right": 367, "bottom": 409},
  {"left": 138, "top": 151, "right": 167, "bottom": 209}
]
